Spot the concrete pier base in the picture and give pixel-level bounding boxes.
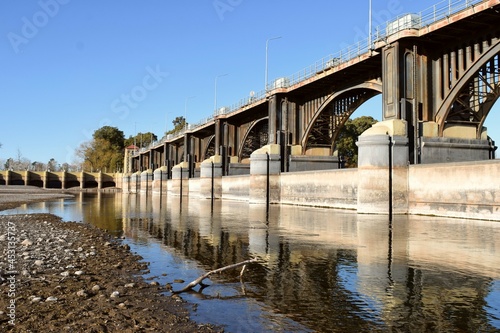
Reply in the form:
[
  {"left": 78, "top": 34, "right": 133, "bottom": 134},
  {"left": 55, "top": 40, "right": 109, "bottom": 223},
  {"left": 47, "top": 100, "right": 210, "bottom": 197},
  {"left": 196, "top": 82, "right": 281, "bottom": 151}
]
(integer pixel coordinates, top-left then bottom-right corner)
[
  {"left": 249, "top": 144, "right": 281, "bottom": 204},
  {"left": 171, "top": 162, "right": 189, "bottom": 196},
  {"left": 140, "top": 169, "right": 153, "bottom": 194},
  {"left": 357, "top": 120, "right": 409, "bottom": 215},
  {"left": 122, "top": 174, "right": 131, "bottom": 194},
  {"left": 199, "top": 156, "right": 222, "bottom": 199},
  {"left": 129, "top": 172, "right": 140, "bottom": 194},
  {"left": 152, "top": 166, "right": 168, "bottom": 195}
]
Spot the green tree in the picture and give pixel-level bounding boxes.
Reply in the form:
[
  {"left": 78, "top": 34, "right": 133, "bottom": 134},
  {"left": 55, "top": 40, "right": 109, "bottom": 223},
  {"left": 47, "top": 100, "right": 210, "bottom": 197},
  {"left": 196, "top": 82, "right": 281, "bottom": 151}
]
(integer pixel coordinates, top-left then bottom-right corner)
[
  {"left": 76, "top": 126, "right": 125, "bottom": 172},
  {"left": 336, "top": 116, "right": 377, "bottom": 168},
  {"left": 165, "top": 116, "right": 186, "bottom": 135},
  {"left": 124, "top": 132, "right": 158, "bottom": 148},
  {"left": 94, "top": 126, "right": 125, "bottom": 151},
  {"left": 47, "top": 158, "right": 58, "bottom": 171}
]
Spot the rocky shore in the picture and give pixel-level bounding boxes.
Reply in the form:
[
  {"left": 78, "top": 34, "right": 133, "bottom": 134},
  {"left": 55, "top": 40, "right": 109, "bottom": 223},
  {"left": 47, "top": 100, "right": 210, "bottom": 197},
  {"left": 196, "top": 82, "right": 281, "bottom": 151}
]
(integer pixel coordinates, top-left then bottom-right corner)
[{"left": 0, "top": 187, "right": 221, "bottom": 332}]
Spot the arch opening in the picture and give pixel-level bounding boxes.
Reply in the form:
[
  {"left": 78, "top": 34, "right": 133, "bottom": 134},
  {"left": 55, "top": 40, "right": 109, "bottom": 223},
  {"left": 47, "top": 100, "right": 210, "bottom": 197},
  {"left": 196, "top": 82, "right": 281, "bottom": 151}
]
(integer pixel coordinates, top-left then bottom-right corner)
[
  {"left": 240, "top": 119, "right": 269, "bottom": 162},
  {"left": 304, "top": 88, "right": 381, "bottom": 156}
]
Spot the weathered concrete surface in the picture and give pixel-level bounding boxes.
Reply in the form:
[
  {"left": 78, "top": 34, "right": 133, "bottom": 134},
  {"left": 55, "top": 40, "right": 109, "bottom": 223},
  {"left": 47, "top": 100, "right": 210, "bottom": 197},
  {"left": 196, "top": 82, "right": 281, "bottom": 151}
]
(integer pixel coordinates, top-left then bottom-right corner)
[
  {"left": 357, "top": 120, "right": 409, "bottom": 215},
  {"left": 409, "top": 160, "right": 500, "bottom": 220},
  {"left": 170, "top": 162, "right": 189, "bottom": 196},
  {"left": 221, "top": 175, "right": 250, "bottom": 202},
  {"left": 140, "top": 169, "right": 153, "bottom": 194},
  {"left": 199, "top": 156, "right": 223, "bottom": 199},
  {"left": 420, "top": 137, "right": 493, "bottom": 164},
  {"left": 249, "top": 145, "right": 281, "bottom": 204},
  {"left": 280, "top": 169, "right": 357, "bottom": 209},
  {"left": 152, "top": 166, "right": 168, "bottom": 195}
]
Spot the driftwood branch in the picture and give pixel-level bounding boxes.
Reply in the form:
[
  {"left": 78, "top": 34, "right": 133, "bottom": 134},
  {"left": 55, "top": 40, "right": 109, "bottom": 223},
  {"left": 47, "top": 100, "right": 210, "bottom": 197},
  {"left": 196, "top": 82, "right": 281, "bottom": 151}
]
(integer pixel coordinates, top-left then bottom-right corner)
[{"left": 174, "top": 258, "right": 259, "bottom": 294}]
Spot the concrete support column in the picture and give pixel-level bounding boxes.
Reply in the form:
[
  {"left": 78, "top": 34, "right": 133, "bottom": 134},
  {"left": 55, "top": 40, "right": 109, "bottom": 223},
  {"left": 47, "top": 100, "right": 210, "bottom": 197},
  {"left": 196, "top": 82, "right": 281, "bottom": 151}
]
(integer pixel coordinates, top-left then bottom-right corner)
[
  {"left": 163, "top": 142, "right": 169, "bottom": 167},
  {"left": 199, "top": 155, "right": 223, "bottom": 199},
  {"left": 97, "top": 171, "right": 102, "bottom": 190},
  {"left": 171, "top": 162, "right": 189, "bottom": 196},
  {"left": 24, "top": 171, "right": 30, "bottom": 186},
  {"left": 184, "top": 133, "right": 191, "bottom": 169},
  {"left": 268, "top": 95, "right": 279, "bottom": 144},
  {"left": 5, "top": 170, "right": 11, "bottom": 186},
  {"left": 42, "top": 171, "right": 48, "bottom": 189},
  {"left": 140, "top": 169, "right": 153, "bottom": 194},
  {"left": 214, "top": 118, "right": 221, "bottom": 156},
  {"left": 129, "top": 171, "right": 140, "bottom": 194},
  {"left": 122, "top": 174, "right": 131, "bottom": 194},
  {"left": 149, "top": 149, "right": 153, "bottom": 170},
  {"left": 357, "top": 120, "right": 409, "bottom": 215},
  {"left": 61, "top": 171, "right": 66, "bottom": 189},
  {"left": 152, "top": 166, "right": 168, "bottom": 195},
  {"left": 139, "top": 154, "right": 144, "bottom": 171},
  {"left": 249, "top": 144, "right": 281, "bottom": 204}
]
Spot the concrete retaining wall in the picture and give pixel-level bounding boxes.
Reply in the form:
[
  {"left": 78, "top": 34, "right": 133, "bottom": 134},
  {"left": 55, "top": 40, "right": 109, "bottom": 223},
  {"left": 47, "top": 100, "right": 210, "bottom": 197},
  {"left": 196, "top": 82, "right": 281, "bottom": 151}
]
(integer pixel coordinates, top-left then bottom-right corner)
[
  {"left": 280, "top": 169, "right": 358, "bottom": 209},
  {"left": 221, "top": 175, "right": 250, "bottom": 202},
  {"left": 408, "top": 160, "right": 500, "bottom": 220}
]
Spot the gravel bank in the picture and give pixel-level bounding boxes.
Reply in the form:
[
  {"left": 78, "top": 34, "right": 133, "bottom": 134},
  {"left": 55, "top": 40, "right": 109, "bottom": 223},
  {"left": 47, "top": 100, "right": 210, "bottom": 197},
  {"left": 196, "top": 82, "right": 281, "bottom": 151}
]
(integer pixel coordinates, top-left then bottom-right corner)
[{"left": 0, "top": 188, "right": 221, "bottom": 332}]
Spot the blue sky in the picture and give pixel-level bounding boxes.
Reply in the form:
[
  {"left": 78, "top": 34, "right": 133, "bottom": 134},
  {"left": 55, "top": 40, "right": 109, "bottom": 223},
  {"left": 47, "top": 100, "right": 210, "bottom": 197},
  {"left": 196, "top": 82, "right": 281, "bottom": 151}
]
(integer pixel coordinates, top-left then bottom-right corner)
[{"left": 1, "top": 0, "right": 498, "bottom": 165}]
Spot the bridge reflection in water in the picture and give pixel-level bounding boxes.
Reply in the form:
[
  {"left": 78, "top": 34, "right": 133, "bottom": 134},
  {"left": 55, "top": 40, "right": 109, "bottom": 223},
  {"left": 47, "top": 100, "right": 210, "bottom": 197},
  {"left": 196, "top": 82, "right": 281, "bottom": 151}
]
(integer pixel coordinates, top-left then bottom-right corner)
[{"left": 4, "top": 193, "right": 499, "bottom": 332}]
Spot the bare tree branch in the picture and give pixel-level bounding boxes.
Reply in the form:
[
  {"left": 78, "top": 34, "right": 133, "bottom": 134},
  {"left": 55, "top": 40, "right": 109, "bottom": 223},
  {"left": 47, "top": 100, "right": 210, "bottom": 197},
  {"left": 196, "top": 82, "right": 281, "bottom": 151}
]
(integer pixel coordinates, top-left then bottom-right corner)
[{"left": 173, "top": 258, "right": 259, "bottom": 294}]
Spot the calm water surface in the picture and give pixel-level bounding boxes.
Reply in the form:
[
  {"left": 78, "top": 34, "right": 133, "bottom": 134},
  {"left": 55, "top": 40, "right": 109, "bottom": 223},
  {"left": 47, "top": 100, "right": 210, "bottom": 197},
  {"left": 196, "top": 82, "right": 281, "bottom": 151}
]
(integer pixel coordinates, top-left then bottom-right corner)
[{"left": 3, "top": 193, "right": 500, "bottom": 332}]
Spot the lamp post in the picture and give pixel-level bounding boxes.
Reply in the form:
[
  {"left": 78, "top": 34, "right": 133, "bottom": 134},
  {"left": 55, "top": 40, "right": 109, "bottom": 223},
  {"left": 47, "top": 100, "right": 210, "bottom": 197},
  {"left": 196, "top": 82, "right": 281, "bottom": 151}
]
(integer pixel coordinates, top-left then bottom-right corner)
[
  {"left": 265, "top": 36, "right": 282, "bottom": 91},
  {"left": 214, "top": 73, "right": 229, "bottom": 114},
  {"left": 369, "top": 0, "right": 372, "bottom": 50}
]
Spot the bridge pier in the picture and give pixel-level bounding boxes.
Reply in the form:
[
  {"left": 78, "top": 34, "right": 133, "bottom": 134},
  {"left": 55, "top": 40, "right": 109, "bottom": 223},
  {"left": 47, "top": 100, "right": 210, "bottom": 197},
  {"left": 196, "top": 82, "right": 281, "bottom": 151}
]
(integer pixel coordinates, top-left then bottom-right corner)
[
  {"left": 199, "top": 156, "right": 223, "bottom": 199},
  {"left": 152, "top": 166, "right": 168, "bottom": 195},
  {"left": 419, "top": 122, "right": 496, "bottom": 163},
  {"left": 171, "top": 162, "right": 189, "bottom": 196},
  {"left": 249, "top": 144, "right": 281, "bottom": 204},
  {"left": 61, "top": 171, "right": 66, "bottom": 189},
  {"left": 140, "top": 169, "right": 153, "bottom": 194},
  {"left": 122, "top": 174, "right": 131, "bottom": 194},
  {"left": 129, "top": 171, "right": 140, "bottom": 193},
  {"left": 357, "top": 120, "right": 409, "bottom": 215}
]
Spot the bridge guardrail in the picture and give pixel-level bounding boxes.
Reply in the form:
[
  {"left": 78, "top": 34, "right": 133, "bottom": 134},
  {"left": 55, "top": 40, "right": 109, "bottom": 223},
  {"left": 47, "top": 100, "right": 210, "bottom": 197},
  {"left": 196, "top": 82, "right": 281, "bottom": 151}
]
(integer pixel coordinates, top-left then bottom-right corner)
[
  {"left": 132, "top": 0, "right": 487, "bottom": 158},
  {"left": 275, "top": 0, "right": 484, "bottom": 90}
]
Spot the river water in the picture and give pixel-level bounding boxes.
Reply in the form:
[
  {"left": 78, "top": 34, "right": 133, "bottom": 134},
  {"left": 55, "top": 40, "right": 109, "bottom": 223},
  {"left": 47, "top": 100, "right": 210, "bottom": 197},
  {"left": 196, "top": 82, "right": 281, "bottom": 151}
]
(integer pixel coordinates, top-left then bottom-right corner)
[{"left": 3, "top": 192, "right": 500, "bottom": 332}]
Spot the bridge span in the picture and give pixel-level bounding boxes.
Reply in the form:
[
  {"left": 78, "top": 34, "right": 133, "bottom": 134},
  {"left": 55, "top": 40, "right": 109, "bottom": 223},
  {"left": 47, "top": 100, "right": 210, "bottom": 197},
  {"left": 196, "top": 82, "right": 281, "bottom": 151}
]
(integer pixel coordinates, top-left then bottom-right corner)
[
  {"left": 129, "top": 0, "right": 499, "bottom": 176},
  {"left": 117, "top": 0, "right": 500, "bottom": 221},
  {"left": 0, "top": 171, "right": 118, "bottom": 190}
]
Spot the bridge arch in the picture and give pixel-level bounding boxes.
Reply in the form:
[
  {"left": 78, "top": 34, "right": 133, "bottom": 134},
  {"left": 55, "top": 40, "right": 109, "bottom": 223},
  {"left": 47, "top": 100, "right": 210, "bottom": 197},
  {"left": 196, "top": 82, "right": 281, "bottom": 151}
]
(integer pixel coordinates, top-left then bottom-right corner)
[
  {"left": 238, "top": 117, "right": 269, "bottom": 161},
  {"left": 301, "top": 81, "right": 382, "bottom": 154},
  {"left": 435, "top": 39, "right": 500, "bottom": 138},
  {"left": 204, "top": 135, "right": 216, "bottom": 160}
]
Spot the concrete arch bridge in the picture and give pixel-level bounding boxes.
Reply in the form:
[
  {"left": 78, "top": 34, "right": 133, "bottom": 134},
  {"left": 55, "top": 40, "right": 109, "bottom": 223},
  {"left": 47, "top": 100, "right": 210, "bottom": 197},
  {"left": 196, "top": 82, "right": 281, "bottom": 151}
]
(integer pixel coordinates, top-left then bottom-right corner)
[
  {"left": 0, "top": 171, "right": 118, "bottom": 190},
  {"left": 129, "top": 0, "right": 500, "bottom": 179}
]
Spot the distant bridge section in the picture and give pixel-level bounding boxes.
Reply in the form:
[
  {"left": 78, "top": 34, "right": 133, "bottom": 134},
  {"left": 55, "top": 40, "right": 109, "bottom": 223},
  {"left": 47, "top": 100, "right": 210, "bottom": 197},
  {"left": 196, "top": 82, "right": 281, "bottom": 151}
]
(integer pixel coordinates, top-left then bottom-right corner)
[{"left": 0, "top": 171, "right": 118, "bottom": 190}]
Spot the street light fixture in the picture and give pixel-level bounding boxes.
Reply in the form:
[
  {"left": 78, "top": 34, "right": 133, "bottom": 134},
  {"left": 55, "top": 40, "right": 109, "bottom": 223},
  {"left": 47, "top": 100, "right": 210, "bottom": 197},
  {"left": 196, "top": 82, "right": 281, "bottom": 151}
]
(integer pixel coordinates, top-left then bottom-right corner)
[
  {"left": 214, "top": 73, "right": 229, "bottom": 114},
  {"left": 369, "top": 0, "right": 372, "bottom": 50},
  {"left": 265, "top": 36, "right": 282, "bottom": 91}
]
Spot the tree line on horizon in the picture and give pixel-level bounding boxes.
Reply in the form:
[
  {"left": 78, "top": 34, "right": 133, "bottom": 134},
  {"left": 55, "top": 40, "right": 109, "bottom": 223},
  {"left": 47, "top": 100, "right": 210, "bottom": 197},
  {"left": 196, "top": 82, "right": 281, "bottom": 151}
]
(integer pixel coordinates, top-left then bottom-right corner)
[{"left": 0, "top": 116, "right": 375, "bottom": 172}]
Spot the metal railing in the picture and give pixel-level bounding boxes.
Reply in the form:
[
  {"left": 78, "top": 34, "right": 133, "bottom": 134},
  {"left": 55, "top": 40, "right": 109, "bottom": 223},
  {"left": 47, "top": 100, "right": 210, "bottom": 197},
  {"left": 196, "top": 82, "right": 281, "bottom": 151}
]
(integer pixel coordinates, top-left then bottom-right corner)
[
  {"left": 277, "top": 0, "right": 485, "bottom": 90},
  {"left": 133, "top": 0, "right": 487, "bottom": 157}
]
